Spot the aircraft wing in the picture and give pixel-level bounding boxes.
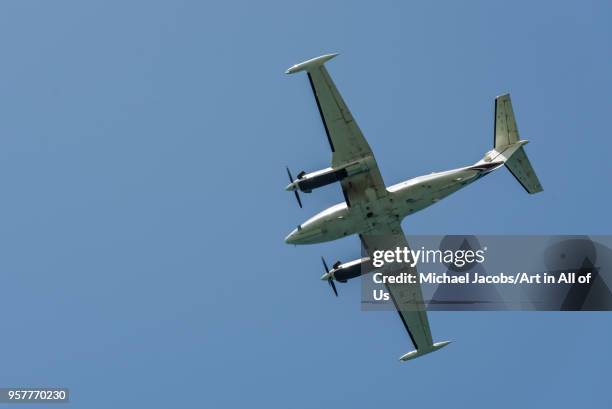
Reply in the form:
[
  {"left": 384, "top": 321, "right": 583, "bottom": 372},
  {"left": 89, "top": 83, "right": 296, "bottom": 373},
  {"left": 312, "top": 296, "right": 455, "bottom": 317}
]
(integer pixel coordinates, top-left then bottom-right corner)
[
  {"left": 360, "top": 222, "right": 450, "bottom": 361},
  {"left": 286, "top": 54, "right": 387, "bottom": 206}
]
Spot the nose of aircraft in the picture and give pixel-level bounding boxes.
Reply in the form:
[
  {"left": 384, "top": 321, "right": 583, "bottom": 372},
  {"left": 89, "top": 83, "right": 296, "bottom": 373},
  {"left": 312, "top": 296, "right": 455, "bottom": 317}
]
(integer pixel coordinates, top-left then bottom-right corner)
[
  {"left": 285, "top": 225, "right": 324, "bottom": 245},
  {"left": 284, "top": 228, "right": 299, "bottom": 244}
]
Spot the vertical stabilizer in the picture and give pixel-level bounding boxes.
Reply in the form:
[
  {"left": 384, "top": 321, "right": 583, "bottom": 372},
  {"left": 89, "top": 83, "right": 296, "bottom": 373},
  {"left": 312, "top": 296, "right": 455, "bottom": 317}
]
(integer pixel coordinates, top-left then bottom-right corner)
[
  {"left": 493, "top": 94, "right": 543, "bottom": 194},
  {"left": 494, "top": 94, "right": 520, "bottom": 149}
]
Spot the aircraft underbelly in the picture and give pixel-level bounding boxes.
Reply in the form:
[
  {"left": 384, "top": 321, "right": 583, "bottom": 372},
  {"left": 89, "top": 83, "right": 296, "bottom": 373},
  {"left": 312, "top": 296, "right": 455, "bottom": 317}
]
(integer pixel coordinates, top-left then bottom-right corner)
[
  {"left": 394, "top": 169, "right": 479, "bottom": 217},
  {"left": 294, "top": 204, "right": 368, "bottom": 244},
  {"left": 292, "top": 168, "right": 484, "bottom": 244}
]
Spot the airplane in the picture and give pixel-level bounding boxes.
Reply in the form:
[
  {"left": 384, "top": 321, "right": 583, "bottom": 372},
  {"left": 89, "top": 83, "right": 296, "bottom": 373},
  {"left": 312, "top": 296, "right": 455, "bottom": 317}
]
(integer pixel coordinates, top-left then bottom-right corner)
[{"left": 283, "top": 53, "right": 543, "bottom": 361}]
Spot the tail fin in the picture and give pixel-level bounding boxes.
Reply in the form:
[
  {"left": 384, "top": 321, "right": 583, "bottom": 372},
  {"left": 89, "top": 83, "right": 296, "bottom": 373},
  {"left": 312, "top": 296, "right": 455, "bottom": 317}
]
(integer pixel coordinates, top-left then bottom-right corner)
[{"left": 494, "top": 94, "right": 543, "bottom": 194}]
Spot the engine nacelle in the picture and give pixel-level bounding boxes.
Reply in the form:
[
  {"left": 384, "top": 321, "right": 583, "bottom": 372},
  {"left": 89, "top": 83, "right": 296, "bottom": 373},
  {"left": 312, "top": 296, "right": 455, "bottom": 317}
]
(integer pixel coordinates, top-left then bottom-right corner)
[
  {"left": 285, "top": 161, "right": 367, "bottom": 193},
  {"left": 285, "top": 166, "right": 347, "bottom": 193},
  {"left": 324, "top": 257, "right": 374, "bottom": 283}
]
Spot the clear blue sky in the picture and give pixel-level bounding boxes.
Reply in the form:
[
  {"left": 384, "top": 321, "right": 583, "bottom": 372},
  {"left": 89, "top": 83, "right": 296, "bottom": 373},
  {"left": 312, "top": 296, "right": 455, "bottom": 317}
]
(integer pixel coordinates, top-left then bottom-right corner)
[{"left": 0, "top": 1, "right": 610, "bottom": 408}]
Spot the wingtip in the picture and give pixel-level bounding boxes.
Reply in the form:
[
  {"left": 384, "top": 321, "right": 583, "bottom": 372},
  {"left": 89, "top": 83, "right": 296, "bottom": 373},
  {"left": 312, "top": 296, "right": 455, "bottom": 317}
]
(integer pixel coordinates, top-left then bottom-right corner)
[
  {"left": 495, "top": 92, "right": 511, "bottom": 100},
  {"left": 399, "top": 340, "right": 452, "bottom": 362},
  {"left": 285, "top": 53, "right": 340, "bottom": 75},
  {"left": 432, "top": 340, "right": 452, "bottom": 350}
]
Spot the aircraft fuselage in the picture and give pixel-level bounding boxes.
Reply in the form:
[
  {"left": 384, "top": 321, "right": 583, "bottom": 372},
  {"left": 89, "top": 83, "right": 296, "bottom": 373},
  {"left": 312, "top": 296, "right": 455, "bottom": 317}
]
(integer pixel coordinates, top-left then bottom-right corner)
[{"left": 285, "top": 162, "right": 500, "bottom": 245}]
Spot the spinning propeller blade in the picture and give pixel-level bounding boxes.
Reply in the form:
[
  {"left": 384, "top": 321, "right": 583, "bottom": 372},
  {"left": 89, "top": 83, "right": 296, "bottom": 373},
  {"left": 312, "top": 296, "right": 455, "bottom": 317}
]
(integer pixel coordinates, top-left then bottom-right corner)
[
  {"left": 285, "top": 166, "right": 302, "bottom": 208},
  {"left": 321, "top": 257, "right": 338, "bottom": 297}
]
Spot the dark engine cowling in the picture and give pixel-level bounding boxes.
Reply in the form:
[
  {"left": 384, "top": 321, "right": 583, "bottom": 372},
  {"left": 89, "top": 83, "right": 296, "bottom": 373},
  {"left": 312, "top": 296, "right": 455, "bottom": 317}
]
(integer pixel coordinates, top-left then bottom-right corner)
[
  {"left": 295, "top": 167, "right": 348, "bottom": 193},
  {"left": 331, "top": 257, "right": 374, "bottom": 282}
]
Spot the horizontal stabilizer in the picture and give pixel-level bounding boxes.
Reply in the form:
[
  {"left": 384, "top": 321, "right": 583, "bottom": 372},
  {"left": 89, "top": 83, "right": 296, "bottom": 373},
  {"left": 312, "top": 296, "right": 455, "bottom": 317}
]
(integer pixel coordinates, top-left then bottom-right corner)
[{"left": 505, "top": 147, "right": 543, "bottom": 194}]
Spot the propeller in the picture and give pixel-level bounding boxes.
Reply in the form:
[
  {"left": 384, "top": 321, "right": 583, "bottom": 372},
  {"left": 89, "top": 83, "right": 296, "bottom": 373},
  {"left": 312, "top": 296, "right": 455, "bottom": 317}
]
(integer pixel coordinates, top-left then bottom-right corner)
[
  {"left": 321, "top": 257, "right": 338, "bottom": 297},
  {"left": 285, "top": 166, "right": 303, "bottom": 208}
]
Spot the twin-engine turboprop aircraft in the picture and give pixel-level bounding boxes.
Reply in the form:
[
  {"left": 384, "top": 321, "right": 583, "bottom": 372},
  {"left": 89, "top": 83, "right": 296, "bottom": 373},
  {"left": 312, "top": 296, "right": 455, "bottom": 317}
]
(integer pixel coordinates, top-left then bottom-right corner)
[{"left": 284, "top": 53, "right": 542, "bottom": 361}]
